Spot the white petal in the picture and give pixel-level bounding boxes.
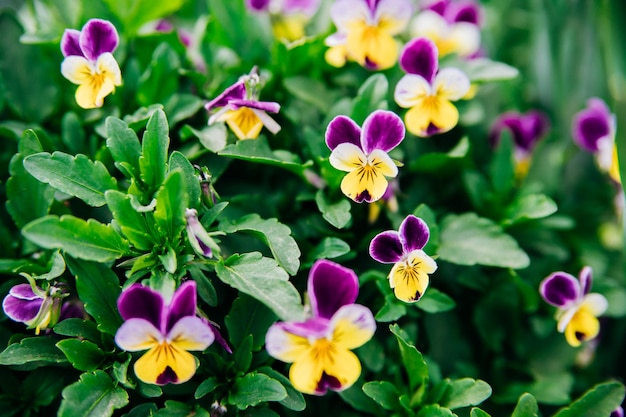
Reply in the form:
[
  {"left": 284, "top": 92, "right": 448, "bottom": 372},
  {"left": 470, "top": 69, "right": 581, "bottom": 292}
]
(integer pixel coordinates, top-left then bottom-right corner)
[
  {"left": 251, "top": 108, "right": 281, "bottom": 134},
  {"left": 582, "top": 293, "right": 608, "bottom": 316},
  {"left": 448, "top": 22, "right": 481, "bottom": 57},
  {"left": 410, "top": 10, "right": 448, "bottom": 40},
  {"left": 329, "top": 142, "right": 367, "bottom": 172},
  {"left": 434, "top": 67, "right": 470, "bottom": 100},
  {"left": 115, "top": 318, "right": 162, "bottom": 351},
  {"left": 394, "top": 74, "right": 432, "bottom": 108}
]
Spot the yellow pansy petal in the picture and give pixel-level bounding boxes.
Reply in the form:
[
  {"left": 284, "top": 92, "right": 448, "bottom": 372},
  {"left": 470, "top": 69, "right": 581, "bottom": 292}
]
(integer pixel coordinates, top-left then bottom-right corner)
[
  {"left": 563, "top": 306, "right": 600, "bottom": 347},
  {"left": 434, "top": 68, "right": 471, "bottom": 101},
  {"left": 340, "top": 163, "right": 390, "bottom": 202},
  {"left": 395, "top": 74, "right": 432, "bottom": 108},
  {"left": 368, "top": 149, "right": 398, "bottom": 178},
  {"left": 325, "top": 45, "right": 348, "bottom": 68},
  {"left": 168, "top": 316, "right": 215, "bottom": 352},
  {"left": 329, "top": 143, "right": 366, "bottom": 172},
  {"left": 96, "top": 52, "right": 122, "bottom": 86},
  {"left": 272, "top": 14, "right": 307, "bottom": 41},
  {"left": 61, "top": 56, "right": 94, "bottom": 84},
  {"left": 389, "top": 250, "right": 437, "bottom": 302},
  {"left": 330, "top": 304, "right": 376, "bottom": 350},
  {"left": 134, "top": 343, "right": 198, "bottom": 384},
  {"left": 346, "top": 21, "right": 398, "bottom": 69},
  {"left": 429, "top": 98, "right": 459, "bottom": 133},
  {"left": 289, "top": 345, "right": 325, "bottom": 394},
  {"left": 404, "top": 104, "right": 432, "bottom": 137},
  {"left": 222, "top": 107, "right": 264, "bottom": 140},
  {"left": 266, "top": 324, "right": 313, "bottom": 363},
  {"left": 321, "top": 347, "right": 362, "bottom": 391}
]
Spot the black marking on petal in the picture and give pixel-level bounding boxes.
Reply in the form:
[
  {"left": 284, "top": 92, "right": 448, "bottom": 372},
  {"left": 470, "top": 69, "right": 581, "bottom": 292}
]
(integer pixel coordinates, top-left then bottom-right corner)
[{"left": 156, "top": 366, "right": 178, "bottom": 385}]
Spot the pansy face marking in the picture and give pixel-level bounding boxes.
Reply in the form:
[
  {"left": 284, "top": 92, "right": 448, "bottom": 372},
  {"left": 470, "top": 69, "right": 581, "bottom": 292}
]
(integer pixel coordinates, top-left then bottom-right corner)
[
  {"left": 265, "top": 260, "right": 376, "bottom": 395},
  {"left": 539, "top": 266, "right": 608, "bottom": 347},
  {"left": 60, "top": 19, "right": 122, "bottom": 109},
  {"left": 369, "top": 215, "right": 437, "bottom": 302},
  {"left": 326, "top": 110, "right": 405, "bottom": 203},
  {"left": 394, "top": 37, "right": 470, "bottom": 137}
]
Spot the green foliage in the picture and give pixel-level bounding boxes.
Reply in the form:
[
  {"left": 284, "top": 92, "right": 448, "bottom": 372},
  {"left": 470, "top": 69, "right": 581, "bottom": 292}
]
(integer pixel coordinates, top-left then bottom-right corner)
[{"left": 58, "top": 370, "right": 129, "bottom": 417}]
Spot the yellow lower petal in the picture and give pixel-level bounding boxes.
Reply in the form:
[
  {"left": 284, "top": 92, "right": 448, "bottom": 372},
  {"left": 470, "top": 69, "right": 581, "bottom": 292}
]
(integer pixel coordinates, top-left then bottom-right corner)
[
  {"left": 134, "top": 343, "right": 198, "bottom": 385},
  {"left": 389, "top": 251, "right": 436, "bottom": 302},
  {"left": 325, "top": 45, "right": 348, "bottom": 68},
  {"left": 563, "top": 306, "right": 601, "bottom": 347},
  {"left": 272, "top": 14, "right": 307, "bottom": 42},
  {"left": 346, "top": 22, "right": 398, "bottom": 70},
  {"left": 404, "top": 105, "right": 432, "bottom": 137},
  {"left": 609, "top": 146, "right": 621, "bottom": 184},
  {"left": 428, "top": 97, "right": 459, "bottom": 133},
  {"left": 222, "top": 107, "right": 263, "bottom": 140},
  {"left": 340, "top": 164, "right": 389, "bottom": 202}
]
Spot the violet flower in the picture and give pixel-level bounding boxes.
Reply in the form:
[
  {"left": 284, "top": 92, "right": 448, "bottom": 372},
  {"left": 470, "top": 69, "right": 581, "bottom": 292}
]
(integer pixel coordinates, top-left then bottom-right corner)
[
  {"left": 114, "top": 281, "right": 215, "bottom": 385},
  {"left": 265, "top": 259, "right": 376, "bottom": 395},
  {"left": 246, "top": 0, "right": 322, "bottom": 41},
  {"left": 539, "top": 266, "right": 608, "bottom": 347},
  {"left": 2, "top": 283, "right": 66, "bottom": 334},
  {"left": 185, "top": 208, "right": 219, "bottom": 258},
  {"left": 60, "top": 19, "right": 122, "bottom": 109}
]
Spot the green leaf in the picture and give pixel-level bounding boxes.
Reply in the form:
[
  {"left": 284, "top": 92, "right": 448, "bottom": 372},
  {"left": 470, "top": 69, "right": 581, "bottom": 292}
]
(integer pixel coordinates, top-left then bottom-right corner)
[
  {"left": 61, "top": 112, "right": 85, "bottom": 154},
  {"left": 351, "top": 73, "right": 389, "bottom": 124},
  {"left": 6, "top": 130, "right": 55, "bottom": 228},
  {"left": 169, "top": 151, "right": 201, "bottom": 209},
  {"left": 195, "top": 377, "right": 220, "bottom": 399},
  {"left": 470, "top": 408, "right": 492, "bottom": 417},
  {"left": 139, "top": 109, "right": 170, "bottom": 193},
  {"left": 389, "top": 324, "right": 429, "bottom": 394},
  {"left": 233, "top": 335, "right": 253, "bottom": 373},
  {"left": 305, "top": 237, "right": 351, "bottom": 265},
  {"left": 553, "top": 381, "right": 625, "bottom": 417},
  {"left": 23, "top": 215, "right": 130, "bottom": 262},
  {"left": 218, "top": 137, "right": 311, "bottom": 176},
  {"left": 455, "top": 58, "right": 520, "bottom": 82},
  {"left": 258, "top": 367, "right": 306, "bottom": 412},
  {"left": 417, "top": 288, "right": 456, "bottom": 313},
  {"left": 137, "top": 43, "right": 180, "bottom": 107},
  {"left": 416, "top": 404, "right": 455, "bottom": 417},
  {"left": 66, "top": 257, "right": 123, "bottom": 335},
  {"left": 362, "top": 381, "right": 402, "bottom": 411},
  {"left": 315, "top": 190, "right": 352, "bottom": 229},
  {"left": 181, "top": 123, "right": 228, "bottom": 153},
  {"left": 511, "top": 393, "right": 539, "bottom": 417},
  {"left": 489, "top": 131, "right": 515, "bottom": 195},
  {"left": 154, "top": 170, "right": 188, "bottom": 240},
  {"left": 23, "top": 151, "right": 117, "bottom": 207},
  {"left": 164, "top": 93, "right": 205, "bottom": 126},
  {"left": 58, "top": 370, "right": 129, "bottom": 417},
  {"left": 188, "top": 265, "right": 218, "bottom": 307},
  {"left": 216, "top": 253, "right": 305, "bottom": 322},
  {"left": 56, "top": 339, "right": 104, "bottom": 372},
  {"left": 0, "top": 337, "right": 67, "bottom": 366},
  {"left": 411, "top": 136, "right": 470, "bottom": 173},
  {"left": 503, "top": 194, "right": 558, "bottom": 226},
  {"left": 438, "top": 213, "right": 530, "bottom": 269},
  {"left": 106, "top": 190, "right": 157, "bottom": 251},
  {"left": 225, "top": 294, "right": 278, "bottom": 351},
  {"left": 229, "top": 372, "right": 287, "bottom": 410},
  {"left": 439, "top": 378, "right": 492, "bottom": 410},
  {"left": 102, "top": 0, "right": 185, "bottom": 35},
  {"left": 283, "top": 76, "right": 336, "bottom": 112},
  {"left": 53, "top": 319, "right": 102, "bottom": 344},
  {"left": 22, "top": 368, "right": 68, "bottom": 407},
  {"left": 220, "top": 214, "right": 301, "bottom": 275},
  {"left": 106, "top": 117, "right": 142, "bottom": 180}
]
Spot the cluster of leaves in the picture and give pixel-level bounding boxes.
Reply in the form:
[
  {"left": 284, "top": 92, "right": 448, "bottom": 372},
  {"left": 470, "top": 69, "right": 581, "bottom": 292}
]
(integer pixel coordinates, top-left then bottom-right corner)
[{"left": 0, "top": 0, "right": 625, "bottom": 416}]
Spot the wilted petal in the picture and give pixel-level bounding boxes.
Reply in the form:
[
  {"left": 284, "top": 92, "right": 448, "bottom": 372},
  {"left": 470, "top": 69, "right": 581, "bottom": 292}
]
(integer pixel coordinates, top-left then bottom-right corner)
[
  {"left": 330, "top": 304, "right": 376, "bottom": 349},
  {"left": 166, "top": 281, "right": 197, "bottom": 332},
  {"left": 329, "top": 142, "right": 366, "bottom": 172},
  {"left": 168, "top": 316, "right": 215, "bottom": 351},
  {"left": 115, "top": 318, "right": 162, "bottom": 351},
  {"left": 394, "top": 74, "right": 432, "bottom": 108},
  {"left": 309, "top": 260, "right": 359, "bottom": 319},
  {"left": 79, "top": 19, "right": 119, "bottom": 61},
  {"left": 361, "top": 110, "right": 405, "bottom": 153},
  {"left": 326, "top": 115, "right": 362, "bottom": 150},
  {"left": 61, "top": 29, "right": 83, "bottom": 57},
  {"left": 117, "top": 284, "right": 163, "bottom": 329},
  {"left": 399, "top": 37, "right": 438, "bottom": 82},
  {"left": 399, "top": 215, "right": 430, "bottom": 252},
  {"left": 369, "top": 231, "right": 404, "bottom": 263},
  {"left": 434, "top": 67, "right": 470, "bottom": 100},
  {"left": 540, "top": 272, "right": 580, "bottom": 307}
]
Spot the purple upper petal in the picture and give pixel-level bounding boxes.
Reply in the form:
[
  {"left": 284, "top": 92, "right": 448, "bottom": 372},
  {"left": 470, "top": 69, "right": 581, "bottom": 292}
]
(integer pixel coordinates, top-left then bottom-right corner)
[
  {"left": 117, "top": 284, "right": 163, "bottom": 329},
  {"left": 61, "top": 29, "right": 83, "bottom": 57},
  {"left": 284, "top": 0, "right": 321, "bottom": 15},
  {"left": 325, "top": 115, "right": 362, "bottom": 151},
  {"left": 490, "top": 110, "right": 548, "bottom": 152},
  {"left": 205, "top": 81, "right": 247, "bottom": 111},
  {"left": 424, "top": 0, "right": 449, "bottom": 15},
  {"left": 399, "top": 215, "right": 430, "bottom": 252},
  {"left": 246, "top": 0, "right": 271, "bottom": 11},
  {"left": 578, "top": 266, "right": 592, "bottom": 295},
  {"left": 361, "top": 110, "right": 405, "bottom": 153},
  {"left": 8, "top": 283, "right": 39, "bottom": 300},
  {"left": 308, "top": 260, "right": 359, "bottom": 320},
  {"left": 79, "top": 19, "right": 119, "bottom": 62},
  {"left": 166, "top": 281, "right": 197, "bottom": 332},
  {"left": 572, "top": 98, "right": 612, "bottom": 152},
  {"left": 369, "top": 231, "right": 404, "bottom": 263},
  {"left": 2, "top": 288, "right": 43, "bottom": 323},
  {"left": 447, "top": 1, "right": 481, "bottom": 25},
  {"left": 539, "top": 272, "right": 581, "bottom": 307},
  {"left": 399, "top": 37, "right": 438, "bottom": 83},
  {"left": 228, "top": 99, "right": 280, "bottom": 113},
  {"left": 281, "top": 318, "right": 330, "bottom": 338}
]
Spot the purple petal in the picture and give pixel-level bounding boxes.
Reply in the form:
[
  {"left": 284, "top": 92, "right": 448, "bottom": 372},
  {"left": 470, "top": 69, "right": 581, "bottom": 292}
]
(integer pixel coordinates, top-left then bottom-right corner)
[
  {"left": 228, "top": 99, "right": 280, "bottom": 113},
  {"left": 572, "top": 98, "right": 612, "bottom": 152},
  {"left": 246, "top": 0, "right": 271, "bottom": 11},
  {"left": 361, "top": 110, "right": 405, "bottom": 153},
  {"left": 284, "top": 0, "right": 321, "bottom": 15},
  {"left": 399, "top": 37, "right": 438, "bottom": 83},
  {"left": 117, "top": 284, "right": 163, "bottom": 329},
  {"left": 205, "top": 81, "right": 246, "bottom": 111},
  {"left": 282, "top": 318, "right": 330, "bottom": 338},
  {"left": 166, "top": 281, "right": 197, "bottom": 332},
  {"left": 308, "top": 260, "right": 359, "bottom": 320},
  {"left": 315, "top": 373, "right": 343, "bottom": 395},
  {"left": 579, "top": 266, "right": 592, "bottom": 295},
  {"left": 399, "top": 215, "right": 430, "bottom": 252},
  {"left": 490, "top": 111, "right": 548, "bottom": 152},
  {"left": 447, "top": 1, "right": 481, "bottom": 25},
  {"left": 611, "top": 406, "right": 624, "bottom": 417},
  {"left": 369, "top": 231, "right": 404, "bottom": 263},
  {"left": 325, "top": 115, "right": 362, "bottom": 151},
  {"left": 61, "top": 29, "right": 83, "bottom": 57},
  {"left": 2, "top": 294, "right": 42, "bottom": 323},
  {"left": 539, "top": 272, "right": 581, "bottom": 307},
  {"left": 207, "top": 321, "right": 233, "bottom": 354},
  {"left": 8, "top": 283, "right": 39, "bottom": 300},
  {"left": 79, "top": 19, "right": 119, "bottom": 61},
  {"left": 423, "top": 0, "right": 449, "bottom": 15}
]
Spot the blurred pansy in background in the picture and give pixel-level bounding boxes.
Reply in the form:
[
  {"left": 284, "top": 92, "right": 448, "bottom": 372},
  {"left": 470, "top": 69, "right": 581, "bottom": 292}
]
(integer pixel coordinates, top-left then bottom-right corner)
[
  {"left": 114, "top": 281, "right": 215, "bottom": 385},
  {"left": 572, "top": 97, "right": 620, "bottom": 184},
  {"left": 369, "top": 215, "right": 437, "bottom": 302},
  {"left": 2, "top": 281, "right": 67, "bottom": 335},
  {"left": 265, "top": 260, "right": 376, "bottom": 395},
  {"left": 205, "top": 67, "right": 281, "bottom": 140},
  {"left": 326, "top": 110, "right": 405, "bottom": 203},
  {"left": 410, "top": 0, "right": 483, "bottom": 58},
  {"left": 394, "top": 37, "right": 470, "bottom": 137},
  {"left": 60, "top": 19, "right": 122, "bottom": 109},
  {"left": 246, "top": 0, "right": 321, "bottom": 41},
  {"left": 324, "top": 0, "right": 413, "bottom": 70},
  {"left": 489, "top": 109, "right": 550, "bottom": 178},
  {"left": 539, "top": 266, "right": 608, "bottom": 347}
]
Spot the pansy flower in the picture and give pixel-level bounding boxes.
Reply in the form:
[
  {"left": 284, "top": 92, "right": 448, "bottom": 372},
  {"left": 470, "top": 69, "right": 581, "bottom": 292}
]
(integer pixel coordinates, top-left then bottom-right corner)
[
  {"left": 370, "top": 215, "right": 437, "bottom": 302},
  {"left": 326, "top": 110, "right": 405, "bottom": 203},
  {"left": 539, "top": 266, "right": 608, "bottom": 347},
  {"left": 60, "top": 19, "right": 122, "bottom": 109},
  {"left": 394, "top": 37, "right": 470, "bottom": 137},
  {"left": 490, "top": 110, "right": 550, "bottom": 178},
  {"left": 265, "top": 259, "right": 376, "bottom": 395},
  {"left": 114, "top": 281, "right": 215, "bottom": 385},
  {"left": 572, "top": 98, "right": 620, "bottom": 184},
  {"left": 410, "top": 0, "right": 483, "bottom": 58},
  {"left": 205, "top": 68, "right": 281, "bottom": 140},
  {"left": 246, "top": 0, "right": 321, "bottom": 41},
  {"left": 2, "top": 282, "right": 66, "bottom": 334},
  {"left": 324, "top": 0, "right": 412, "bottom": 70}
]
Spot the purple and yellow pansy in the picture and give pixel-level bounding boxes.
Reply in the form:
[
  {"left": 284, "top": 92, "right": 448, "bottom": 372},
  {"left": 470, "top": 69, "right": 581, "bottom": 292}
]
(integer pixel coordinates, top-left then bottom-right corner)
[
  {"left": 265, "top": 260, "right": 376, "bottom": 395},
  {"left": 246, "top": 0, "right": 321, "bottom": 41},
  {"left": 326, "top": 110, "right": 405, "bottom": 203}
]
